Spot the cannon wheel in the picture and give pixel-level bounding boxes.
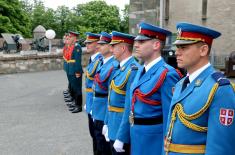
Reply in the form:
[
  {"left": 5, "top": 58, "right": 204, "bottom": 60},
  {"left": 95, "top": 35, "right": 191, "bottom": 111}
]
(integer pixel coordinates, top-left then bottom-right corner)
[
  {"left": 3, "top": 41, "right": 10, "bottom": 53},
  {"left": 16, "top": 43, "right": 22, "bottom": 53}
]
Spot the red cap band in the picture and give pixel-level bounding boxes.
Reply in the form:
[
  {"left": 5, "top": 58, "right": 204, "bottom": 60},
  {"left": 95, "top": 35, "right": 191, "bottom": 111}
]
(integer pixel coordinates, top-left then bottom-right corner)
[
  {"left": 87, "top": 36, "right": 99, "bottom": 41},
  {"left": 100, "top": 36, "right": 111, "bottom": 42},
  {"left": 178, "top": 31, "right": 213, "bottom": 45},
  {"left": 112, "top": 36, "right": 134, "bottom": 44},
  {"left": 140, "top": 29, "right": 166, "bottom": 41}
]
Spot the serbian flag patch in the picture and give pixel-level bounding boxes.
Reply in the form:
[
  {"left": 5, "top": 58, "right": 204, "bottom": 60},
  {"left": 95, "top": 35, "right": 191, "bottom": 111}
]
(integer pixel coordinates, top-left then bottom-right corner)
[{"left": 220, "top": 108, "right": 234, "bottom": 126}]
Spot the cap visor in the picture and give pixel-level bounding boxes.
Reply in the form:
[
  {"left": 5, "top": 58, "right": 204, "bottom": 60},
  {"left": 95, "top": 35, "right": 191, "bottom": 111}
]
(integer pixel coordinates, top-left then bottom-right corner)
[
  {"left": 110, "top": 41, "right": 121, "bottom": 45},
  {"left": 173, "top": 39, "right": 199, "bottom": 45},
  {"left": 97, "top": 40, "right": 109, "bottom": 44},
  {"left": 84, "top": 40, "right": 97, "bottom": 43},
  {"left": 134, "top": 35, "right": 151, "bottom": 41}
]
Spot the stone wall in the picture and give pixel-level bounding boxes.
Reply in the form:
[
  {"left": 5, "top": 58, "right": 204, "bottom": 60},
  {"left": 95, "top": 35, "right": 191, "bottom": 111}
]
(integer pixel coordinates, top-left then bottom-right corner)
[
  {"left": 129, "top": 0, "right": 160, "bottom": 34},
  {"left": 129, "top": 0, "right": 235, "bottom": 69},
  {"left": 0, "top": 51, "right": 91, "bottom": 74},
  {"left": 164, "top": 0, "right": 235, "bottom": 58}
]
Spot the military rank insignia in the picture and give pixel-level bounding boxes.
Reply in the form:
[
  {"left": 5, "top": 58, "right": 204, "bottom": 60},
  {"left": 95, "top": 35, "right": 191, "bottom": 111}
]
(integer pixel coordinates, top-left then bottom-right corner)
[
  {"left": 195, "top": 79, "right": 202, "bottom": 86},
  {"left": 172, "top": 87, "right": 175, "bottom": 94},
  {"left": 220, "top": 108, "right": 234, "bottom": 126},
  {"left": 177, "top": 28, "right": 182, "bottom": 38},
  {"left": 121, "top": 66, "right": 126, "bottom": 71}
]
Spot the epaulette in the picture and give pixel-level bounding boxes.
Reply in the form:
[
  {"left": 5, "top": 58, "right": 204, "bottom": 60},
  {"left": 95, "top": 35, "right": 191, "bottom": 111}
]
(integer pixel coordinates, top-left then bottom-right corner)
[
  {"left": 212, "top": 72, "right": 230, "bottom": 86},
  {"left": 131, "top": 64, "right": 138, "bottom": 70}
]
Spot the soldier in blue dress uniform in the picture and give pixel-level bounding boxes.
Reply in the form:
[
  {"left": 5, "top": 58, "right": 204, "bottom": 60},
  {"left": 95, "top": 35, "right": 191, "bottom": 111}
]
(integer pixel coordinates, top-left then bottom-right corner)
[
  {"left": 163, "top": 22, "right": 235, "bottom": 155},
  {"left": 115, "top": 22, "right": 182, "bottom": 155},
  {"left": 84, "top": 32, "right": 103, "bottom": 155},
  {"left": 103, "top": 31, "right": 141, "bottom": 155},
  {"left": 92, "top": 32, "right": 119, "bottom": 155},
  {"left": 64, "top": 31, "right": 83, "bottom": 113}
]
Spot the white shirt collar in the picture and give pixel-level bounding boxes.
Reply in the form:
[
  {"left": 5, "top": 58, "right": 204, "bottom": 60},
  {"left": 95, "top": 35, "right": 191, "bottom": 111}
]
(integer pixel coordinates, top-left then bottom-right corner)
[
  {"left": 103, "top": 56, "right": 113, "bottom": 64},
  {"left": 91, "top": 52, "right": 100, "bottom": 62},
  {"left": 188, "top": 63, "right": 211, "bottom": 82},
  {"left": 120, "top": 56, "right": 132, "bottom": 67},
  {"left": 144, "top": 56, "right": 162, "bottom": 72}
]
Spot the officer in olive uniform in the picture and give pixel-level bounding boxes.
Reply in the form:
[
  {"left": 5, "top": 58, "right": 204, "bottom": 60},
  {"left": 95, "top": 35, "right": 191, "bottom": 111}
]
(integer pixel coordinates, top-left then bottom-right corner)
[
  {"left": 84, "top": 32, "right": 103, "bottom": 155},
  {"left": 65, "top": 31, "right": 83, "bottom": 113},
  {"left": 62, "top": 33, "right": 73, "bottom": 100},
  {"left": 92, "top": 32, "right": 119, "bottom": 155},
  {"left": 103, "top": 31, "right": 141, "bottom": 155},
  {"left": 164, "top": 22, "right": 235, "bottom": 155}
]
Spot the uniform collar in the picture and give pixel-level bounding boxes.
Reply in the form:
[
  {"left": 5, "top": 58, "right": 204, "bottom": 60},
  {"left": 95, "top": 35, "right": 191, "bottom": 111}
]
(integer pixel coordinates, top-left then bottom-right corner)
[
  {"left": 120, "top": 56, "right": 132, "bottom": 67},
  {"left": 144, "top": 56, "right": 162, "bottom": 72},
  {"left": 91, "top": 52, "right": 100, "bottom": 62},
  {"left": 188, "top": 62, "right": 211, "bottom": 83},
  {"left": 103, "top": 56, "right": 113, "bottom": 64}
]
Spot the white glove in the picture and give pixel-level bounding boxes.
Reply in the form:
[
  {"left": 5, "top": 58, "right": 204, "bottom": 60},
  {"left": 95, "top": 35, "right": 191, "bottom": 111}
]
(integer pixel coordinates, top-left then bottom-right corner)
[
  {"left": 90, "top": 110, "right": 92, "bottom": 115},
  {"left": 104, "top": 128, "right": 110, "bottom": 142},
  {"left": 83, "top": 104, "right": 86, "bottom": 110},
  {"left": 113, "top": 139, "right": 125, "bottom": 152},
  {"left": 102, "top": 125, "right": 108, "bottom": 135}
]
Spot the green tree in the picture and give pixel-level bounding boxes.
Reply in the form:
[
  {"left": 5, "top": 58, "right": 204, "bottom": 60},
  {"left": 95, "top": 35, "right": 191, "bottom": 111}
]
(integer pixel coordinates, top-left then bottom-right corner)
[
  {"left": 54, "top": 6, "right": 83, "bottom": 38},
  {"left": 31, "top": 0, "right": 46, "bottom": 31},
  {"left": 0, "top": 0, "right": 31, "bottom": 37},
  {"left": 74, "top": 0, "right": 121, "bottom": 38},
  {"left": 1, "top": 0, "right": 130, "bottom": 39},
  {"left": 120, "top": 4, "right": 129, "bottom": 33}
]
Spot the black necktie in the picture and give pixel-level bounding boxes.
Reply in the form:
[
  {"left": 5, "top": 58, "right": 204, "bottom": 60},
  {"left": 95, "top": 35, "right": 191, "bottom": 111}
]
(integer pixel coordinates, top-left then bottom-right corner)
[
  {"left": 181, "top": 76, "right": 190, "bottom": 92},
  {"left": 141, "top": 67, "right": 146, "bottom": 77},
  {"left": 89, "top": 57, "right": 92, "bottom": 64},
  {"left": 100, "top": 59, "right": 103, "bottom": 66}
]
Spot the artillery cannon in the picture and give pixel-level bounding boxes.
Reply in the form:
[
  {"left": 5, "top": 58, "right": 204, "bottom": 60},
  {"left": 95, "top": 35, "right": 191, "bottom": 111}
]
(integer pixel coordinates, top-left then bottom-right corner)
[
  {"left": 30, "top": 36, "right": 49, "bottom": 52},
  {"left": 0, "top": 33, "right": 25, "bottom": 53}
]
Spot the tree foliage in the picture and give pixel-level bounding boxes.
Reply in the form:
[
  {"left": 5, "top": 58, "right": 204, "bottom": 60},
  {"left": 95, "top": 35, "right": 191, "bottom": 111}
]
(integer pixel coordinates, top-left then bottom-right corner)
[
  {"left": 120, "top": 4, "right": 129, "bottom": 33},
  {"left": 0, "top": 0, "right": 31, "bottom": 37},
  {"left": 73, "top": 0, "right": 121, "bottom": 38},
  {"left": 0, "top": 0, "right": 129, "bottom": 39}
]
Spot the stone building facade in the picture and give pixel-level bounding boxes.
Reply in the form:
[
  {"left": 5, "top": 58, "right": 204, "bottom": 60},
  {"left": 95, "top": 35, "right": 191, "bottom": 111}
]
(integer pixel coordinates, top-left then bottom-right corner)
[{"left": 129, "top": 0, "right": 235, "bottom": 68}]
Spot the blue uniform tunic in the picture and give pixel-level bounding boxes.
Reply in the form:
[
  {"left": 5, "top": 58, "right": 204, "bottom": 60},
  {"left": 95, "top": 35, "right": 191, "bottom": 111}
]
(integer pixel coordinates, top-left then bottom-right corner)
[
  {"left": 105, "top": 57, "right": 140, "bottom": 141},
  {"left": 92, "top": 57, "right": 119, "bottom": 121},
  {"left": 117, "top": 59, "right": 181, "bottom": 155},
  {"left": 164, "top": 66, "right": 235, "bottom": 155},
  {"left": 85, "top": 53, "right": 103, "bottom": 114}
]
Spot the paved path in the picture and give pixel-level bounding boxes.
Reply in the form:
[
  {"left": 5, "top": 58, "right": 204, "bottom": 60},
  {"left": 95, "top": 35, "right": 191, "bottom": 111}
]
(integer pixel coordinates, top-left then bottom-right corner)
[
  {"left": 0, "top": 70, "right": 234, "bottom": 155},
  {"left": 0, "top": 70, "right": 92, "bottom": 155}
]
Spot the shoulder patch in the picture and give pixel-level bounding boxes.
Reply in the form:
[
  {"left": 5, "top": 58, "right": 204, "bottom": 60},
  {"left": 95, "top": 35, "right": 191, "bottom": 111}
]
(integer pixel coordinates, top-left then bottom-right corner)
[
  {"left": 131, "top": 64, "right": 138, "bottom": 70},
  {"left": 212, "top": 72, "right": 230, "bottom": 86}
]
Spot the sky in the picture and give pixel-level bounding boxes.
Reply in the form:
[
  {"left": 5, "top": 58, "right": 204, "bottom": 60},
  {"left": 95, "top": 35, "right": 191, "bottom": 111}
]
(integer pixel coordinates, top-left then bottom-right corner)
[{"left": 42, "top": 0, "right": 129, "bottom": 11}]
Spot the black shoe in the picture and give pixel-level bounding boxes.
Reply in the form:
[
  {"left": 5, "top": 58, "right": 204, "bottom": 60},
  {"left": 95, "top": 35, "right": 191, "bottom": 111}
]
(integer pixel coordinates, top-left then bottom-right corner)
[
  {"left": 63, "top": 90, "right": 69, "bottom": 94},
  {"left": 63, "top": 92, "right": 69, "bottom": 95},
  {"left": 64, "top": 93, "right": 71, "bottom": 97},
  {"left": 68, "top": 106, "right": 76, "bottom": 111},
  {"left": 66, "top": 101, "right": 75, "bottom": 106},
  {"left": 71, "top": 107, "right": 82, "bottom": 113},
  {"left": 64, "top": 94, "right": 70, "bottom": 98},
  {"left": 64, "top": 98, "right": 74, "bottom": 102},
  {"left": 67, "top": 104, "right": 76, "bottom": 108}
]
